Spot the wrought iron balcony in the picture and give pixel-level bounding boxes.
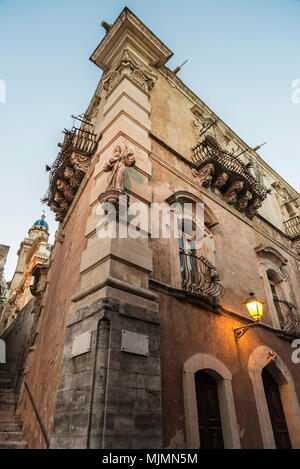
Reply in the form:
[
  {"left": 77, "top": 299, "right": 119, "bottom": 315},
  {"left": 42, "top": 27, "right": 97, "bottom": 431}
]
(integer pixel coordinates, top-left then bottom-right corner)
[
  {"left": 58, "top": 127, "right": 98, "bottom": 157},
  {"left": 42, "top": 119, "right": 98, "bottom": 222},
  {"left": 274, "top": 297, "right": 300, "bottom": 337},
  {"left": 179, "top": 249, "right": 223, "bottom": 304},
  {"left": 284, "top": 215, "right": 300, "bottom": 239},
  {"left": 191, "top": 137, "right": 269, "bottom": 219},
  {"left": 192, "top": 138, "right": 268, "bottom": 200}
]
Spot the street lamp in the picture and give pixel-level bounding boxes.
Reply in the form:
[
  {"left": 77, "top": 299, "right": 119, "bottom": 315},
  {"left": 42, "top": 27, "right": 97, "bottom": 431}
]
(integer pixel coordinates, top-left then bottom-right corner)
[{"left": 233, "top": 292, "right": 264, "bottom": 341}]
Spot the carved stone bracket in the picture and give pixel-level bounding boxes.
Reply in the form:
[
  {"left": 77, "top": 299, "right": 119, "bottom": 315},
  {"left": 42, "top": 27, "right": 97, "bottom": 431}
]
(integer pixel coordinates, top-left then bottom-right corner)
[{"left": 266, "top": 350, "right": 277, "bottom": 364}]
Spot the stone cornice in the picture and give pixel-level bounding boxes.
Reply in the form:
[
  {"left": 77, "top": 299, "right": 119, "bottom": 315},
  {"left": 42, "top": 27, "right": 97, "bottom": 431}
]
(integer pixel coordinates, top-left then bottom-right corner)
[{"left": 90, "top": 7, "right": 173, "bottom": 71}]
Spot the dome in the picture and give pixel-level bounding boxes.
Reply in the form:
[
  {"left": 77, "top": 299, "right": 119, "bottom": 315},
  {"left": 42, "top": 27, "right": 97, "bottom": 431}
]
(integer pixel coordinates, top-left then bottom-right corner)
[{"left": 31, "top": 214, "right": 49, "bottom": 232}]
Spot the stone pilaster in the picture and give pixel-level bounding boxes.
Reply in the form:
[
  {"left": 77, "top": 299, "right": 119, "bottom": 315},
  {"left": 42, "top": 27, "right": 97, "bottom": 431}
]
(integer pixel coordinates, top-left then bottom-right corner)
[{"left": 50, "top": 8, "right": 173, "bottom": 449}]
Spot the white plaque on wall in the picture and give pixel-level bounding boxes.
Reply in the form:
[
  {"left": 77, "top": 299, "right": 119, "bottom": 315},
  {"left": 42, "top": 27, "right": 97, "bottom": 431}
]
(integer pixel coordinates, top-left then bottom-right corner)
[
  {"left": 121, "top": 330, "right": 149, "bottom": 356},
  {"left": 72, "top": 330, "right": 91, "bottom": 358}
]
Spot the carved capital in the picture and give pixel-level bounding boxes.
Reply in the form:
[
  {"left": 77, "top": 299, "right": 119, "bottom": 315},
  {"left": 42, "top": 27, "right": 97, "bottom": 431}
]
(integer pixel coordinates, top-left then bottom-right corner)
[{"left": 102, "top": 49, "right": 157, "bottom": 94}]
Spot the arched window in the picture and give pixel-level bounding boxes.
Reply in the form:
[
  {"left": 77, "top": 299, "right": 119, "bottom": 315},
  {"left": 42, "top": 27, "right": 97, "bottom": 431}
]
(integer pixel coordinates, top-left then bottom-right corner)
[
  {"left": 267, "top": 270, "right": 285, "bottom": 327},
  {"left": 166, "top": 191, "right": 222, "bottom": 303},
  {"left": 255, "top": 245, "right": 297, "bottom": 331},
  {"left": 177, "top": 218, "right": 221, "bottom": 302}
]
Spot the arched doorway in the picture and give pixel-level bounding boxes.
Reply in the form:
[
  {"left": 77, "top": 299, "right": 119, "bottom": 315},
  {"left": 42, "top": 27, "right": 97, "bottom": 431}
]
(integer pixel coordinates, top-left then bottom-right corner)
[
  {"left": 194, "top": 370, "right": 224, "bottom": 448},
  {"left": 262, "top": 368, "right": 292, "bottom": 449}
]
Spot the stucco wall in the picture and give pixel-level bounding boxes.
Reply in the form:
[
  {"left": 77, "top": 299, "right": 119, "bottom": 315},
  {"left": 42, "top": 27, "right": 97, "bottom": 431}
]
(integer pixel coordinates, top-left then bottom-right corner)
[{"left": 156, "top": 291, "right": 300, "bottom": 449}]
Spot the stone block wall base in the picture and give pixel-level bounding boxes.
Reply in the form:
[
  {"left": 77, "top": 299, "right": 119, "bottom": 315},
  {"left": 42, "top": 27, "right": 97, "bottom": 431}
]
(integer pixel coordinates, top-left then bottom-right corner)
[{"left": 50, "top": 297, "right": 162, "bottom": 449}]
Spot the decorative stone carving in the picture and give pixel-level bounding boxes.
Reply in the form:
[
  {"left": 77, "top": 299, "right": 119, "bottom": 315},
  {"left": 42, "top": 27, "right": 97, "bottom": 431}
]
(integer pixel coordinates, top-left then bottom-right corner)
[
  {"left": 50, "top": 202, "right": 59, "bottom": 213},
  {"left": 247, "top": 198, "right": 262, "bottom": 219},
  {"left": 192, "top": 163, "right": 215, "bottom": 188},
  {"left": 222, "top": 181, "right": 244, "bottom": 205},
  {"left": 55, "top": 212, "right": 64, "bottom": 223},
  {"left": 103, "top": 144, "right": 135, "bottom": 193},
  {"left": 266, "top": 350, "right": 277, "bottom": 364},
  {"left": 54, "top": 191, "right": 64, "bottom": 204},
  {"left": 56, "top": 178, "right": 74, "bottom": 202},
  {"left": 237, "top": 190, "right": 253, "bottom": 212},
  {"left": 293, "top": 240, "right": 300, "bottom": 256},
  {"left": 70, "top": 153, "right": 91, "bottom": 174},
  {"left": 271, "top": 182, "right": 290, "bottom": 202},
  {"left": 212, "top": 172, "right": 229, "bottom": 194},
  {"left": 64, "top": 166, "right": 81, "bottom": 189},
  {"left": 102, "top": 49, "right": 157, "bottom": 94},
  {"left": 61, "top": 199, "right": 70, "bottom": 212}
]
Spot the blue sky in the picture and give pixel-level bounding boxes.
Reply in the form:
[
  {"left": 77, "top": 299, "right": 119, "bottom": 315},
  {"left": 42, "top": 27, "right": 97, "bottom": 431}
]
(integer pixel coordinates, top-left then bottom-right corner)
[{"left": 1, "top": 0, "right": 300, "bottom": 280}]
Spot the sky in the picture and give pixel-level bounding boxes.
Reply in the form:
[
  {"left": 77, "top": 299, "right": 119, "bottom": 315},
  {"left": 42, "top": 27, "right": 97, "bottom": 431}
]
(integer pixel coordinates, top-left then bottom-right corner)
[{"left": 0, "top": 0, "right": 300, "bottom": 281}]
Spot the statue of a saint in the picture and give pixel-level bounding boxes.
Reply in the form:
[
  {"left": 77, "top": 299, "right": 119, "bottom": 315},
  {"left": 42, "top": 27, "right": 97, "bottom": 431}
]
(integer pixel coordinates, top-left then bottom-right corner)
[{"left": 103, "top": 144, "right": 135, "bottom": 192}]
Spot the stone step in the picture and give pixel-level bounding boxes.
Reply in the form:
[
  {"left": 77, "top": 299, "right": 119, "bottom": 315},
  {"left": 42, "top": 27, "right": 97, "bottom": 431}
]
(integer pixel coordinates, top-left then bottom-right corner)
[
  {"left": 0, "top": 440, "right": 27, "bottom": 449},
  {"left": 0, "top": 392, "right": 16, "bottom": 404},
  {"left": 0, "top": 378, "right": 12, "bottom": 388},
  {"left": 0, "top": 401, "right": 15, "bottom": 411},
  {"left": 0, "top": 364, "right": 10, "bottom": 372},
  {"left": 0, "top": 422, "right": 22, "bottom": 432},
  {"left": 0, "top": 370, "right": 11, "bottom": 379},
  {"left": 0, "top": 410, "right": 18, "bottom": 420},
  {"left": 0, "top": 431, "right": 24, "bottom": 442}
]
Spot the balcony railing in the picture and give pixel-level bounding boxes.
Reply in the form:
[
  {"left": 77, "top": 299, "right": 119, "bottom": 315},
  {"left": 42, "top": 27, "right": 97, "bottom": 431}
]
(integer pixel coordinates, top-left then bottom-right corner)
[
  {"left": 59, "top": 127, "right": 98, "bottom": 157},
  {"left": 42, "top": 123, "right": 98, "bottom": 221},
  {"left": 192, "top": 138, "right": 268, "bottom": 201},
  {"left": 274, "top": 297, "right": 300, "bottom": 337},
  {"left": 284, "top": 216, "right": 300, "bottom": 239},
  {"left": 179, "top": 250, "right": 223, "bottom": 304}
]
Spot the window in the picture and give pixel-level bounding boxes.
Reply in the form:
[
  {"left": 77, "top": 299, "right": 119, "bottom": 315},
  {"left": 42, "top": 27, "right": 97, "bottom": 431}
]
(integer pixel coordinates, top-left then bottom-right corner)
[
  {"left": 267, "top": 273, "right": 285, "bottom": 327},
  {"left": 177, "top": 220, "right": 221, "bottom": 301}
]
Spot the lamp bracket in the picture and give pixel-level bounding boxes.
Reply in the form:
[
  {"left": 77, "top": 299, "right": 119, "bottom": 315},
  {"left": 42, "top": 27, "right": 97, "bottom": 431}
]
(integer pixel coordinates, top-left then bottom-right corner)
[{"left": 233, "top": 322, "right": 259, "bottom": 341}]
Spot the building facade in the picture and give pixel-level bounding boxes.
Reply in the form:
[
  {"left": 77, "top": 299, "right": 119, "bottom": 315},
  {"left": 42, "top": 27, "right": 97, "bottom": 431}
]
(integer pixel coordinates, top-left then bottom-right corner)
[
  {"left": 2, "top": 8, "right": 300, "bottom": 449},
  {"left": 0, "top": 216, "right": 51, "bottom": 333},
  {"left": 0, "top": 244, "right": 10, "bottom": 320}
]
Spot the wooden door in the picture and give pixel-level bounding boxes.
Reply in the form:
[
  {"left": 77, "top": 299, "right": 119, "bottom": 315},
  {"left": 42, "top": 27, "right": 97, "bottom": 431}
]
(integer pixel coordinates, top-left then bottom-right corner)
[
  {"left": 195, "top": 371, "right": 224, "bottom": 449},
  {"left": 262, "top": 368, "right": 292, "bottom": 449}
]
